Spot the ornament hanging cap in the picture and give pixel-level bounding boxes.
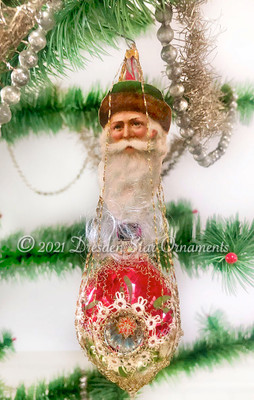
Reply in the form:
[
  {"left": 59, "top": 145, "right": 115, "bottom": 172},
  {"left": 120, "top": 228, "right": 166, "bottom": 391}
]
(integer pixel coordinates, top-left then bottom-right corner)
[
  {"left": 99, "top": 43, "right": 172, "bottom": 132},
  {"left": 119, "top": 44, "right": 141, "bottom": 81}
]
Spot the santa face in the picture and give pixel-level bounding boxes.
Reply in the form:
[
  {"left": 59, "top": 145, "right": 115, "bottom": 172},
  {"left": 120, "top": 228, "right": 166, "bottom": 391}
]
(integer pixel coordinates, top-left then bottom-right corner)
[
  {"left": 99, "top": 111, "right": 169, "bottom": 221},
  {"left": 110, "top": 111, "right": 158, "bottom": 143}
]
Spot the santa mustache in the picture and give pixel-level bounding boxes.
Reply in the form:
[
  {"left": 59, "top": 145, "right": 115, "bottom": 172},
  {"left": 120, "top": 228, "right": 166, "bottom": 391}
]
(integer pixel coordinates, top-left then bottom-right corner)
[{"left": 107, "top": 138, "right": 156, "bottom": 154}]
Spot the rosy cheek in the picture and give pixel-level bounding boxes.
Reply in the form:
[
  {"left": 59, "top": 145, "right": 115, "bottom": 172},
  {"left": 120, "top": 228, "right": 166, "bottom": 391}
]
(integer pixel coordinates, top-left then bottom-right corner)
[
  {"left": 133, "top": 127, "right": 147, "bottom": 138},
  {"left": 111, "top": 131, "right": 123, "bottom": 141}
]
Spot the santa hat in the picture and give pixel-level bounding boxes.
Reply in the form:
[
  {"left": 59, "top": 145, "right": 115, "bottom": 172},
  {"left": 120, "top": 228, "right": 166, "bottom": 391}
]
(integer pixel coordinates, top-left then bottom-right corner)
[
  {"left": 99, "top": 81, "right": 171, "bottom": 133},
  {"left": 98, "top": 45, "right": 171, "bottom": 133}
]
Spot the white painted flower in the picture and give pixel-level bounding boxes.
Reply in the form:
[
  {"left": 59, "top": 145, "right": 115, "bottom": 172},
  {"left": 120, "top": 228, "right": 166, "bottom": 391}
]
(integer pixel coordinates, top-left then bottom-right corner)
[
  {"left": 148, "top": 334, "right": 163, "bottom": 347},
  {"left": 97, "top": 301, "right": 110, "bottom": 319},
  {"left": 132, "top": 296, "right": 147, "bottom": 315},
  {"left": 146, "top": 315, "right": 161, "bottom": 331},
  {"left": 114, "top": 292, "right": 127, "bottom": 309}
]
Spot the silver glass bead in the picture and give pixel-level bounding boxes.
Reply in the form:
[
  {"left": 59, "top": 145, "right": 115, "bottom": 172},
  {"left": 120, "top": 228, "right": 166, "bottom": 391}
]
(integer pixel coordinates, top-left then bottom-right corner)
[
  {"left": 47, "top": 0, "right": 63, "bottom": 11},
  {"left": 229, "top": 101, "right": 238, "bottom": 110},
  {"left": 224, "top": 121, "right": 233, "bottom": 131},
  {"left": 1, "top": 86, "right": 21, "bottom": 105},
  {"left": 166, "top": 63, "right": 182, "bottom": 80},
  {"left": 213, "top": 149, "right": 221, "bottom": 159},
  {"left": 19, "top": 49, "right": 38, "bottom": 69},
  {"left": 157, "top": 25, "right": 174, "bottom": 45},
  {"left": 193, "top": 150, "right": 207, "bottom": 161},
  {"left": 224, "top": 131, "right": 232, "bottom": 138},
  {"left": 189, "top": 136, "right": 200, "bottom": 147},
  {"left": 0, "top": 103, "right": 11, "bottom": 125},
  {"left": 175, "top": 113, "right": 191, "bottom": 128},
  {"left": 11, "top": 67, "right": 30, "bottom": 87},
  {"left": 198, "top": 157, "right": 212, "bottom": 167},
  {"left": 155, "top": 4, "right": 173, "bottom": 23},
  {"left": 232, "top": 90, "right": 238, "bottom": 101},
  {"left": 37, "top": 10, "right": 55, "bottom": 32},
  {"left": 173, "top": 65, "right": 183, "bottom": 77},
  {"left": 217, "top": 146, "right": 226, "bottom": 155},
  {"left": 228, "top": 109, "right": 236, "bottom": 121},
  {"left": 173, "top": 98, "right": 188, "bottom": 112},
  {"left": 209, "top": 152, "right": 217, "bottom": 163},
  {"left": 192, "top": 144, "right": 204, "bottom": 155},
  {"left": 170, "top": 83, "right": 184, "bottom": 97},
  {"left": 180, "top": 127, "right": 194, "bottom": 138},
  {"left": 28, "top": 29, "right": 47, "bottom": 52},
  {"left": 218, "top": 140, "right": 229, "bottom": 150},
  {"left": 161, "top": 45, "right": 177, "bottom": 63},
  {"left": 220, "top": 134, "right": 231, "bottom": 143}
]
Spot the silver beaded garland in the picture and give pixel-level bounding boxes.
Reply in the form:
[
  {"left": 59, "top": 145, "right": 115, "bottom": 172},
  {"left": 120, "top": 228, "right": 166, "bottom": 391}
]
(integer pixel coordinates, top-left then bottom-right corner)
[
  {"left": 180, "top": 127, "right": 194, "bottom": 138},
  {"left": 198, "top": 156, "right": 212, "bottom": 167},
  {"left": 0, "top": 103, "right": 12, "bottom": 125},
  {"left": 156, "top": 3, "right": 238, "bottom": 168},
  {"left": 28, "top": 29, "right": 47, "bottom": 52},
  {"left": 36, "top": 10, "right": 55, "bottom": 32},
  {"left": 1, "top": 86, "right": 21, "bottom": 105},
  {"left": 157, "top": 25, "right": 174, "bottom": 45},
  {"left": 161, "top": 44, "right": 177, "bottom": 63},
  {"left": 176, "top": 113, "right": 191, "bottom": 128},
  {"left": 0, "top": 0, "right": 63, "bottom": 132},
  {"left": 11, "top": 67, "right": 30, "bottom": 87},
  {"left": 155, "top": 4, "right": 173, "bottom": 24},
  {"left": 19, "top": 49, "right": 38, "bottom": 69},
  {"left": 47, "top": 0, "right": 63, "bottom": 12},
  {"left": 169, "top": 83, "right": 185, "bottom": 97},
  {"left": 173, "top": 98, "right": 188, "bottom": 112},
  {"left": 193, "top": 150, "right": 207, "bottom": 161}
]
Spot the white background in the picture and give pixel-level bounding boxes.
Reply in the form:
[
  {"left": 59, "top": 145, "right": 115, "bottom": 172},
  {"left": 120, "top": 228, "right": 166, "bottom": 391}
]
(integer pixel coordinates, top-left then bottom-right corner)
[{"left": 0, "top": 0, "right": 254, "bottom": 398}]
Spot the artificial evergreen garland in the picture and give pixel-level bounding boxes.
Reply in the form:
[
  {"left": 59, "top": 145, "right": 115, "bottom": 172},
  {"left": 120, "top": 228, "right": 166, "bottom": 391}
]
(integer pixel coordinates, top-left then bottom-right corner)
[
  {"left": 1, "top": 201, "right": 254, "bottom": 291},
  {"left": 0, "top": 0, "right": 164, "bottom": 87},
  {"left": 1, "top": 84, "right": 254, "bottom": 143},
  {"left": 1, "top": 311, "right": 254, "bottom": 399},
  {"left": 0, "top": 331, "right": 15, "bottom": 361}
]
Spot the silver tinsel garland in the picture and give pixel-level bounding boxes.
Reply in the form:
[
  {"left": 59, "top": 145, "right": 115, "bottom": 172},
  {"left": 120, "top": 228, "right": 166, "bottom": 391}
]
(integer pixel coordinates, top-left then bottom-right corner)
[{"left": 156, "top": 0, "right": 238, "bottom": 167}]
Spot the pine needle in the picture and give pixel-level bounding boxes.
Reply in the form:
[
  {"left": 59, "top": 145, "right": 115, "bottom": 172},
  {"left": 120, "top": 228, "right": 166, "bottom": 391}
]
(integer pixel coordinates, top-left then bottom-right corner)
[
  {"left": 2, "top": 82, "right": 252, "bottom": 144},
  {"left": 0, "top": 331, "right": 15, "bottom": 362},
  {"left": 0, "top": 0, "right": 162, "bottom": 87},
  {"left": 1, "top": 201, "right": 254, "bottom": 292},
  {"left": 1, "top": 312, "right": 254, "bottom": 399}
]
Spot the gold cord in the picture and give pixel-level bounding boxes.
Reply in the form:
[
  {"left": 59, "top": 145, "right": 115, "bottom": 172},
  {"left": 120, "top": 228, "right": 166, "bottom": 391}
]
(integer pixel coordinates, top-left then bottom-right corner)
[{"left": 7, "top": 144, "right": 88, "bottom": 196}]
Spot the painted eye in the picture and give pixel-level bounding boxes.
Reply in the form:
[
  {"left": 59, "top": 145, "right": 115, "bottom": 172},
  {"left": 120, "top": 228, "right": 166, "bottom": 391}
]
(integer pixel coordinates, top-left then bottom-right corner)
[
  {"left": 114, "top": 125, "right": 122, "bottom": 130},
  {"left": 133, "top": 121, "right": 141, "bottom": 127}
]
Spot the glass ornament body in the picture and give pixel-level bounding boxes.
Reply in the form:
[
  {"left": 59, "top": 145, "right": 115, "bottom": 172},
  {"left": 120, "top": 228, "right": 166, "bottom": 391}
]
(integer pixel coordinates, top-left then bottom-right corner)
[{"left": 75, "top": 254, "right": 182, "bottom": 394}]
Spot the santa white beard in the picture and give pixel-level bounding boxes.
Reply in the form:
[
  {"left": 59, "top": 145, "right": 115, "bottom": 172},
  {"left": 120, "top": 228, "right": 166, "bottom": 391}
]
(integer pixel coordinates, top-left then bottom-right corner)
[{"left": 98, "top": 118, "right": 169, "bottom": 222}]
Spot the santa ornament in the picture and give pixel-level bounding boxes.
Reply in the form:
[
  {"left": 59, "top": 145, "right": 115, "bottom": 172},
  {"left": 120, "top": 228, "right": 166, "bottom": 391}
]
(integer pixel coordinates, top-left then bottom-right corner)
[{"left": 75, "top": 44, "right": 183, "bottom": 396}]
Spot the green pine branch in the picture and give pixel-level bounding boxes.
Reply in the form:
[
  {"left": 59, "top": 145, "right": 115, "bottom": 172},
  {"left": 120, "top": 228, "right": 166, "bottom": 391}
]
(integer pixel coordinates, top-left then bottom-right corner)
[
  {"left": 0, "top": 331, "right": 15, "bottom": 362},
  {"left": 1, "top": 83, "right": 252, "bottom": 144},
  {"left": 191, "top": 216, "right": 254, "bottom": 292},
  {"left": 1, "top": 201, "right": 254, "bottom": 292},
  {"left": 0, "top": 221, "right": 87, "bottom": 280},
  {"left": 0, "top": 0, "right": 162, "bottom": 87},
  {"left": 155, "top": 310, "right": 254, "bottom": 382},
  {"left": 221, "top": 83, "right": 254, "bottom": 124},
  {"left": 1, "top": 311, "right": 254, "bottom": 399},
  {"left": 0, "top": 85, "right": 107, "bottom": 143},
  {"left": 0, "top": 368, "right": 83, "bottom": 400},
  {"left": 0, "top": 200, "right": 194, "bottom": 281}
]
